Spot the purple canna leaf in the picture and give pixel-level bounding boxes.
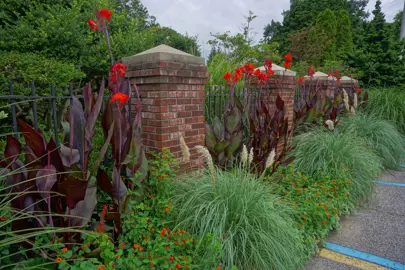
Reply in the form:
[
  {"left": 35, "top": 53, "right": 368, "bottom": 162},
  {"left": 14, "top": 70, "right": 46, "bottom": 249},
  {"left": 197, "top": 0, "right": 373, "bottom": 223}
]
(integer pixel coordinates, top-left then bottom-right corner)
[
  {"left": 18, "top": 119, "right": 46, "bottom": 158},
  {"left": 97, "top": 168, "right": 113, "bottom": 197},
  {"left": 68, "top": 97, "right": 86, "bottom": 169},
  {"left": 4, "top": 135, "right": 21, "bottom": 164},
  {"left": 112, "top": 166, "right": 127, "bottom": 203},
  {"left": 69, "top": 185, "right": 97, "bottom": 227},
  {"left": 60, "top": 144, "right": 80, "bottom": 167},
  {"left": 58, "top": 176, "right": 87, "bottom": 209}
]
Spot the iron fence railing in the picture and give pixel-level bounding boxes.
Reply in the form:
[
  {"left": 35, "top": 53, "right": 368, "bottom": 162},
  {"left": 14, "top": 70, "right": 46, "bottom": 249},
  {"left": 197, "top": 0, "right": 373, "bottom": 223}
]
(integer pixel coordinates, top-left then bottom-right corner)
[{"left": 0, "top": 81, "right": 135, "bottom": 167}]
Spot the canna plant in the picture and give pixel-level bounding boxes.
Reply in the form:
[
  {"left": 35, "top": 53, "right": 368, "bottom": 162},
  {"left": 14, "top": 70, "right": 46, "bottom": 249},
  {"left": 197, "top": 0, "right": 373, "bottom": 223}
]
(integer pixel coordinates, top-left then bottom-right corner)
[
  {"left": 206, "top": 56, "right": 295, "bottom": 177},
  {"left": 0, "top": 7, "right": 149, "bottom": 257},
  {"left": 294, "top": 67, "right": 368, "bottom": 130}
]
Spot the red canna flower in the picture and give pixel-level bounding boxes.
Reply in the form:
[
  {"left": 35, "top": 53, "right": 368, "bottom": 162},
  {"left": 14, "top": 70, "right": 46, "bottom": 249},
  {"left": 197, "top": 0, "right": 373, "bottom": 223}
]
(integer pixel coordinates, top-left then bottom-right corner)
[
  {"left": 267, "top": 69, "right": 274, "bottom": 75},
  {"left": 264, "top": 59, "right": 272, "bottom": 69},
  {"left": 283, "top": 61, "right": 291, "bottom": 69},
  {"left": 308, "top": 65, "right": 315, "bottom": 77},
  {"left": 253, "top": 69, "right": 261, "bottom": 76},
  {"left": 356, "top": 88, "right": 362, "bottom": 94},
  {"left": 99, "top": 9, "right": 112, "bottom": 22},
  {"left": 284, "top": 53, "right": 292, "bottom": 62},
  {"left": 88, "top": 19, "right": 100, "bottom": 31},
  {"left": 110, "top": 92, "right": 129, "bottom": 105},
  {"left": 223, "top": 72, "right": 232, "bottom": 81},
  {"left": 328, "top": 72, "right": 332, "bottom": 77},
  {"left": 298, "top": 76, "right": 305, "bottom": 83}
]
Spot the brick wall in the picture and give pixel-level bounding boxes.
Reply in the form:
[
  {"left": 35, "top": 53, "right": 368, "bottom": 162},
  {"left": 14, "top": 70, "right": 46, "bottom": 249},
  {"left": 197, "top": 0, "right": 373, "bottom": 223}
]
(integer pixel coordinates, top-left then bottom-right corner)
[{"left": 123, "top": 45, "right": 208, "bottom": 171}]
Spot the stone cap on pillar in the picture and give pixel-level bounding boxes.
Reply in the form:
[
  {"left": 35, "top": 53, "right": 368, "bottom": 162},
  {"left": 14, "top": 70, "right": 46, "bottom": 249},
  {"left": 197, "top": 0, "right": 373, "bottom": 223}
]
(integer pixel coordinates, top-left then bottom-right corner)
[
  {"left": 257, "top": 64, "right": 296, "bottom": 76},
  {"left": 339, "top": 76, "right": 358, "bottom": 83},
  {"left": 123, "top": 44, "right": 205, "bottom": 67},
  {"left": 303, "top": 71, "right": 335, "bottom": 81}
]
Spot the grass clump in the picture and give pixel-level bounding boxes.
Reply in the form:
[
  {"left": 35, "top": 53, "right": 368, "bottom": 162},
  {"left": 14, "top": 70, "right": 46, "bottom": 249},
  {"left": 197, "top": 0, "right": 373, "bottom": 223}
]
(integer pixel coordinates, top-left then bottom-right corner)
[
  {"left": 338, "top": 113, "right": 405, "bottom": 169},
  {"left": 174, "top": 166, "right": 305, "bottom": 270},
  {"left": 364, "top": 87, "right": 405, "bottom": 134},
  {"left": 291, "top": 129, "right": 383, "bottom": 202}
]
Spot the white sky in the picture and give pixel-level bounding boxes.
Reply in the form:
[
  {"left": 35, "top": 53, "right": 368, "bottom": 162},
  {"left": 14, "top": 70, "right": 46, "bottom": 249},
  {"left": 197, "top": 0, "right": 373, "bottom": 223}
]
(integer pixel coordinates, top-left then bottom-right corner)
[{"left": 142, "top": 0, "right": 404, "bottom": 59}]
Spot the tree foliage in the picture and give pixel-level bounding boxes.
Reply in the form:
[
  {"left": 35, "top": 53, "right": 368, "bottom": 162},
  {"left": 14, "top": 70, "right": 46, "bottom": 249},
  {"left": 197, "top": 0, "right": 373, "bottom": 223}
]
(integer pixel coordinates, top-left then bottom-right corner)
[{"left": 0, "top": 0, "right": 200, "bottom": 84}]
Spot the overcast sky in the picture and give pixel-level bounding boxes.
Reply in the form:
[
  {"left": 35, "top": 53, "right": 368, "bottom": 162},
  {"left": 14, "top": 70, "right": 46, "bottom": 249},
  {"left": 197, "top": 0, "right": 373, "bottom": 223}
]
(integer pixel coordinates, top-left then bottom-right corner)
[{"left": 142, "top": 0, "right": 404, "bottom": 59}]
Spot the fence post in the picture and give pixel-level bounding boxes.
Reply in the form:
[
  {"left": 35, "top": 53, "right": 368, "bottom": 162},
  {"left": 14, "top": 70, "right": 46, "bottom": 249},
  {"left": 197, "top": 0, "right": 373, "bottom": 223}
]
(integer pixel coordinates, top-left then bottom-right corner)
[
  {"left": 9, "top": 81, "right": 18, "bottom": 137},
  {"left": 51, "top": 84, "right": 59, "bottom": 146},
  {"left": 31, "top": 81, "right": 38, "bottom": 130}
]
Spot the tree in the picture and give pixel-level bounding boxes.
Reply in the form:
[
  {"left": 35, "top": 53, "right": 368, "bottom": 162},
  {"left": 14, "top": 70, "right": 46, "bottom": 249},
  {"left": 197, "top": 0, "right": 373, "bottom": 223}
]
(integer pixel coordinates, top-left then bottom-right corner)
[
  {"left": 335, "top": 9, "right": 354, "bottom": 57},
  {"left": 241, "top": 10, "right": 257, "bottom": 46},
  {"left": 315, "top": 9, "right": 337, "bottom": 61},
  {"left": 263, "top": 20, "right": 282, "bottom": 43}
]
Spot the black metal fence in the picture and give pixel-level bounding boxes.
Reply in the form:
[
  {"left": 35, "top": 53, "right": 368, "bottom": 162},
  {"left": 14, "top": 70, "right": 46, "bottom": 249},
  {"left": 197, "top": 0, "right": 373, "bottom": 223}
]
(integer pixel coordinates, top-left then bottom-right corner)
[
  {"left": 205, "top": 86, "right": 265, "bottom": 124},
  {"left": 0, "top": 81, "right": 136, "bottom": 167}
]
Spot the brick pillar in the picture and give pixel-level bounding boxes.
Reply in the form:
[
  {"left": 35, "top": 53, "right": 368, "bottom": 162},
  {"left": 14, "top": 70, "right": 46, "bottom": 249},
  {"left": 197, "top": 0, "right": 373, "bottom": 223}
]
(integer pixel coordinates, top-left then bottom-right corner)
[
  {"left": 123, "top": 45, "right": 208, "bottom": 171},
  {"left": 250, "top": 65, "right": 296, "bottom": 152},
  {"left": 302, "top": 72, "right": 337, "bottom": 99}
]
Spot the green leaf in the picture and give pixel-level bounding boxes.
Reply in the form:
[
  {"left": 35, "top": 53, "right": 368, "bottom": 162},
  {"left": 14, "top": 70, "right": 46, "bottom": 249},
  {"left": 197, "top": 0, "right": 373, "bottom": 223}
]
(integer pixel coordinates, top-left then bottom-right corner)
[
  {"left": 205, "top": 123, "right": 217, "bottom": 152},
  {"left": 225, "top": 131, "right": 243, "bottom": 158},
  {"left": 225, "top": 106, "right": 242, "bottom": 134},
  {"left": 213, "top": 116, "right": 224, "bottom": 140},
  {"left": 214, "top": 141, "right": 230, "bottom": 153}
]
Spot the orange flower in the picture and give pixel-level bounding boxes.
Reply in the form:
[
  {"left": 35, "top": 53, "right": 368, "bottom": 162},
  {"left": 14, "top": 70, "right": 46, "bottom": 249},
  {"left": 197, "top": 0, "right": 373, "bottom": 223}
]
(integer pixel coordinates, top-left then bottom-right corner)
[
  {"left": 176, "top": 264, "right": 181, "bottom": 270},
  {"left": 99, "top": 9, "right": 112, "bottom": 22},
  {"left": 0, "top": 216, "right": 6, "bottom": 221},
  {"left": 97, "top": 266, "right": 105, "bottom": 270},
  {"left": 170, "top": 256, "right": 175, "bottom": 261},
  {"left": 55, "top": 257, "right": 62, "bottom": 263},
  {"left": 303, "top": 219, "right": 307, "bottom": 223},
  {"left": 165, "top": 207, "right": 170, "bottom": 213},
  {"left": 284, "top": 53, "right": 292, "bottom": 62},
  {"left": 110, "top": 92, "right": 129, "bottom": 105},
  {"left": 133, "top": 243, "right": 139, "bottom": 249},
  {"left": 139, "top": 246, "right": 143, "bottom": 252},
  {"left": 151, "top": 263, "right": 155, "bottom": 267},
  {"left": 61, "top": 247, "right": 68, "bottom": 253},
  {"left": 284, "top": 61, "right": 291, "bottom": 69},
  {"left": 169, "top": 202, "right": 173, "bottom": 206}
]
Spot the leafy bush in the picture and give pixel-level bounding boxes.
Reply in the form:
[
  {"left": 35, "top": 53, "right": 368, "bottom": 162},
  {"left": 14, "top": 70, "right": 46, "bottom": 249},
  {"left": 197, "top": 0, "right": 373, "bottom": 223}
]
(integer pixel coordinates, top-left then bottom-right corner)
[
  {"left": 338, "top": 113, "right": 405, "bottom": 169},
  {"left": 268, "top": 164, "right": 354, "bottom": 258},
  {"left": 174, "top": 166, "right": 305, "bottom": 270},
  {"left": 364, "top": 87, "right": 405, "bottom": 134},
  {"left": 291, "top": 128, "right": 383, "bottom": 201}
]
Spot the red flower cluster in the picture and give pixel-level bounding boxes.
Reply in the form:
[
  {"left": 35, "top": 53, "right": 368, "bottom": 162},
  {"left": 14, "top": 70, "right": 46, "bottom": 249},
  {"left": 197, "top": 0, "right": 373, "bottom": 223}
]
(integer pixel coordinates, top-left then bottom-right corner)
[
  {"left": 284, "top": 53, "right": 292, "bottom": 69},
  {"left": 264, "top": 59, "right": 275, "bottom": 75},
  {"left": 110, "top": 62, "right": 126, "bottom": 83},
  {"left": 298, "top": 76, "right": 305, "bottom": 83},
  {"left": 328, "top": 70, "right": 340, "bottom": 78},
  {"left": 110, "top": 92, "right": 129, "bottom": 105},
  {"left": 308, "top": 65, "right": 315, "bottom": 77},
  {"left": 87, "top": 9, "right": 112, "bottom": 31},
  {"left": 356, "top": 88, "right": 362, "bottom": 94}
]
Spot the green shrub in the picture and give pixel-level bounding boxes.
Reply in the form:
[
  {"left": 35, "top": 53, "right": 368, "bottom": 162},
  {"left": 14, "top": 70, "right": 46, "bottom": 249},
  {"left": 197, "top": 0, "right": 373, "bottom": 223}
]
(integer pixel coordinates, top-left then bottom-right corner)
[
  {"left": 268, "top": 164, "right": 354, "bottom": 258},
  {"left": 338, "top": 113, "right": 405, "bottom": 169},
  {"left": 364, "top": 87, "right": 405, "bottom": 134},
  {"left": 174, "top": 166, "right": 305, "bottom": 270},
  {"left": 291, "top": 128, "right": 383, "bottom": 202}
]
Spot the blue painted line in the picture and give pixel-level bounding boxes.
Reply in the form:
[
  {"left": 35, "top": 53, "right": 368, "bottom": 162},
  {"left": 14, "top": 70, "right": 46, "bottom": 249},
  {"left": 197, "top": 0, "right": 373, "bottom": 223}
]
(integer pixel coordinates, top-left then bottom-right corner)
[
  {"left": 325, "top": 242, "right": 405, "bottom": 270},
  {"left": 373, "top": 180, "right": 405, "bottom": 187}
]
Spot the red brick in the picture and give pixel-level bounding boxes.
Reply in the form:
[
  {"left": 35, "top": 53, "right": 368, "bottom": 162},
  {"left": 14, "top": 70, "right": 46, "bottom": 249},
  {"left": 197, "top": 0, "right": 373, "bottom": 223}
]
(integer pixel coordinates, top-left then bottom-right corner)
[
  {"left": 192, "top": 111, "right": 204, "bottom": 117},
  {"left": 162, "top": 140, "right": 178, "bottom": 147},
  {"left": 155, "top": 99, "right": 176, "bottom": 106},
  {"left": 192, "top": 123, "right": 205, "bottom": 129},
  {"left": 176, "top": 98, "right": 192, "bottom": 105},
  {"left": 178, "top": 111, "right": 192, "bottom": 117},
  {"left": 185, "top": 130, "right": 199, "bottom": 137},
  {"left": 169, "top": 119, "right": 185, "bottom": 126},
  {"left": 185, "top": 117, "right": 200, "bottom": 124},
  {"left": 178, "top": 124, "right": 192, "bottom": 131},
  {"left": 170, "top": 105, "right": 186, "bottom": 112},
  {"left": 185, "top": 105, "right": 199, "bottom": 111},
  {"left": 192, "top": 98, "right": 205, "bottom": 104}
]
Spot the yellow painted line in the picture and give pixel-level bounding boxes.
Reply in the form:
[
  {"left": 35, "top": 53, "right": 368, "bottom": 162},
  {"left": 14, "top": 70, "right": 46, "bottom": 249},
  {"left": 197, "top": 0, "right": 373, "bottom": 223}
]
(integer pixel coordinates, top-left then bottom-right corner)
[{"left": 319, "top": 248, "right": 389, "bottom": 270}]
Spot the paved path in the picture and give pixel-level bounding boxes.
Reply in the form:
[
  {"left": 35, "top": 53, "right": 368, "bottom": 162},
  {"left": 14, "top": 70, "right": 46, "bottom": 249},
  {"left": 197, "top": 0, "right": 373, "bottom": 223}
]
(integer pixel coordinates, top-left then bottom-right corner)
[{"left": 305, "top": 169, "right": 405, "bottom": 270}]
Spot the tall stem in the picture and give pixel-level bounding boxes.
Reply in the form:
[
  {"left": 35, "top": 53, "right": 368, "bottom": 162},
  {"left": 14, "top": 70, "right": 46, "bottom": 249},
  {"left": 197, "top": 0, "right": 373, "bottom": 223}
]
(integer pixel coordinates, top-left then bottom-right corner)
[{"left": 103, "top": 24, "right": 114, "bottom": 65}]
